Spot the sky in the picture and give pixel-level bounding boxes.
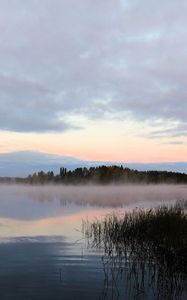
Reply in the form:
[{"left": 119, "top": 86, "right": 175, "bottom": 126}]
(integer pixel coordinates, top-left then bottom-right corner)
[{"left": 0, "top": 0, "right": 187, "bottom": 164}]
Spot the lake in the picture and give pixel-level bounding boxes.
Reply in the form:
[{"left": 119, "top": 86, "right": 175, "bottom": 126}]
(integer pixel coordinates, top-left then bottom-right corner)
[{"left": 0, "top": 184, "right": 186, "bottom": 299}]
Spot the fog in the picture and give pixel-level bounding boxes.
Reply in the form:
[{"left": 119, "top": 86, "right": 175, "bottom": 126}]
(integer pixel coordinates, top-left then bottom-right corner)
[{"left": 1, "top": 184, "right": 187, "bottom": 208}]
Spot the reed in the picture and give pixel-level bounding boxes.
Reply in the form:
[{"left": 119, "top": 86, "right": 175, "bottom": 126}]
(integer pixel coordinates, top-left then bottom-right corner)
[{"left": 83, "top": 200, "right": 187, "bottom": 299}]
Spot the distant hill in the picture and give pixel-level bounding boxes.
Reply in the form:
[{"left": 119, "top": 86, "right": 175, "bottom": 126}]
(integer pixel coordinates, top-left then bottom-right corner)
[{"left": 0, "top": 151, "right": 187, "bottom": 177}]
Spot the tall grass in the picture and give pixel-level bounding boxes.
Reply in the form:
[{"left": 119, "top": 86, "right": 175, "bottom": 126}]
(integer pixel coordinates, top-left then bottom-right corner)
[{"left": 83, "top": 200, "right": 187, "bottom": 299}]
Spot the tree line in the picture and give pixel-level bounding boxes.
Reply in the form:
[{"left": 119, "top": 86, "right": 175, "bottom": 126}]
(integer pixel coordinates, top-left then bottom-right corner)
[
  {"left": 24, "top": 165, "right": 187, "bottom": 184},
  {"left": 1, "top": 165, "right": 185, "bottom": 184}
]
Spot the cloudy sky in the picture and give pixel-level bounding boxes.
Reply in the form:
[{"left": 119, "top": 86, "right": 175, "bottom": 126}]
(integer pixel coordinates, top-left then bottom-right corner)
[{"left": 0, "top": 0, "right": 186, "bottom": 163}]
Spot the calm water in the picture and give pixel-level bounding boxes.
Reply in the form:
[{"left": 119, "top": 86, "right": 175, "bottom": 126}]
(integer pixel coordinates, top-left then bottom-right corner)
[{"left": 0, "top": 184, "right": 186, "bottom": 299}]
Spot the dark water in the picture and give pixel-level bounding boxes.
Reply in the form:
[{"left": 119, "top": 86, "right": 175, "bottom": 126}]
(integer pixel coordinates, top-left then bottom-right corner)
[
  {"left": 0, "top": 184, "right": 186, "bottom": 299},
  {"left": 0, "top": 239, "right": 105, "bottom": 300}
]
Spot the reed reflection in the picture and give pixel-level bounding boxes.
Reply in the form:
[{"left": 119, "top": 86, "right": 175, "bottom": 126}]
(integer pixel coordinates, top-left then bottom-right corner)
[{"left": 83, "top": 200, "right": 187, "bottom": 300}]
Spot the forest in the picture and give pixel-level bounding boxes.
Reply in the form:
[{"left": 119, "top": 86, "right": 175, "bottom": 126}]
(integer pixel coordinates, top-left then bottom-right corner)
[{"left": 1, "top": 165, "right": 187, "bottom": 184}]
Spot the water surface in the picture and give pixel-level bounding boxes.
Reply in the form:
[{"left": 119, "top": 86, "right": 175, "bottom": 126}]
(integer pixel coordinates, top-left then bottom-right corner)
[{"left": 0, "top": 184, "right": 186, "bottom": 299}]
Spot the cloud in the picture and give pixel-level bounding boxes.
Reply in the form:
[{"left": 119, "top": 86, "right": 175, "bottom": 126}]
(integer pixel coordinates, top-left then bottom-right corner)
[
  {"left": 0, "top": 74, "right": 79, "bottom": 132},
  {"left": 162, "top": 141, "right": 185, "bottom": 145},
  {"left": 0, "top": 0, "right": 187, "bottom": 133},
  {"left": 147, "top": 123, "right": 187, "bottom": 139}
]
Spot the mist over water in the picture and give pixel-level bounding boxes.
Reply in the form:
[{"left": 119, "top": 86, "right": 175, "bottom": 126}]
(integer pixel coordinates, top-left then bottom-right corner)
[
  {"left": 0, "top": 183, "right": 186, "bottom": 239},
  {"left": 0, "top": 184, "right": 186, "bottom": 299},
  {"left": 1, "top": 183, "right": 187, "bottom": 208}
]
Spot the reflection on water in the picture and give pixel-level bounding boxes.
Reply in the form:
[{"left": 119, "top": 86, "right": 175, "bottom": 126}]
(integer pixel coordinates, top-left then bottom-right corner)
[
  {"left": 87, "top": 241, "right": 187, "bottom": 300},
  {"left": 97, "top": 253, "right": 187, "bottom": 300},
  {"left": 83, "top": 201, "right": 187, "bottom": 300},
  {"left": 0, "top": 238, "right": 106, "bottom": 300},
  {"left": 0, "top": 184, "right": 186, "bottom": 299}
]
